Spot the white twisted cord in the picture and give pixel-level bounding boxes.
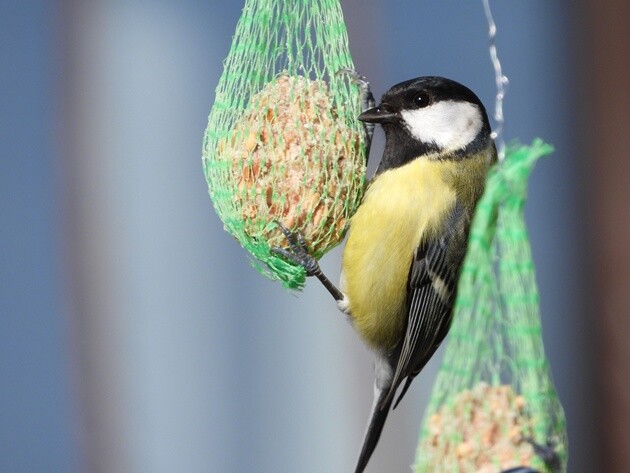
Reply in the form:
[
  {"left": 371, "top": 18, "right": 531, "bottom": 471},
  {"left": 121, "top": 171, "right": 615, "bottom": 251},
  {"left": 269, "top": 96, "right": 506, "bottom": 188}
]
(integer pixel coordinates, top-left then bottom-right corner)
[{"left": 482, "top": 0, "right": 509, "bottom": 162}]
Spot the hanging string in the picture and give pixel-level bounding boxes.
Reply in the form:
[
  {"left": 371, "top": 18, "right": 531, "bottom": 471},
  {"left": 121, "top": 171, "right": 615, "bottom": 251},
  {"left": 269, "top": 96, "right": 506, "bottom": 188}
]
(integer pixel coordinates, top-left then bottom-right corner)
[{"left": 482, "top": 0, "right": 509, "bottom": 163}]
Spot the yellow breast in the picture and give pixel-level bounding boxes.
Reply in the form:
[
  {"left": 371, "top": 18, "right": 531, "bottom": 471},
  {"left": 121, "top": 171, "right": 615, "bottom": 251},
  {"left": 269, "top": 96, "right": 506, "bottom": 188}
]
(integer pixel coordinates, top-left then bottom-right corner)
[{"left": 341, "top": 158, "right": 457, "bottom": 351}]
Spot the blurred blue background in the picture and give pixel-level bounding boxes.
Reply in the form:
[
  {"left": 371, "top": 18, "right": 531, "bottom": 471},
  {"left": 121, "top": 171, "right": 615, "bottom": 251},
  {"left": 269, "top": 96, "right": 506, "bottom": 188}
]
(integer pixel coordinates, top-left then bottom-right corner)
[{"left": 2, "top": 0, "right": 623, "bottom": 472}]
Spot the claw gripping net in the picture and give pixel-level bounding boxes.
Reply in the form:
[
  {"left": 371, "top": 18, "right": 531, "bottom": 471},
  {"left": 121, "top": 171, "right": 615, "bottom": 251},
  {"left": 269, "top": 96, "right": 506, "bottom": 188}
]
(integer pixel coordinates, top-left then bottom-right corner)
[
  {"left": 202, "top": 0, "right": 367, "bottom": 289},
  {"left": 414, "top": 141, "right": 568, "bottom": 473}
]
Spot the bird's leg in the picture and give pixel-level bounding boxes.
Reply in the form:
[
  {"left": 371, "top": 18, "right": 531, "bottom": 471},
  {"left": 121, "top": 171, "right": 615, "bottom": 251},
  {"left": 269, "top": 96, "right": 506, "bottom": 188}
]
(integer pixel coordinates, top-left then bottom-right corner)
[
  {"left": 336, "top": 68, "right": 376, "bottom": 158},
  {"left": 271, "top": 222, "right": 344, "bottom": 302}
]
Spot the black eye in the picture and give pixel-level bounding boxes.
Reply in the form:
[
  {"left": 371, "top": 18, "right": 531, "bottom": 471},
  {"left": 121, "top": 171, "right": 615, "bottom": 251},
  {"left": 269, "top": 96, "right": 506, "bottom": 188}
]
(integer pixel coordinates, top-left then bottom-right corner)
[{"left": 413, "top": 92, "right": 430, "bottom": 108}]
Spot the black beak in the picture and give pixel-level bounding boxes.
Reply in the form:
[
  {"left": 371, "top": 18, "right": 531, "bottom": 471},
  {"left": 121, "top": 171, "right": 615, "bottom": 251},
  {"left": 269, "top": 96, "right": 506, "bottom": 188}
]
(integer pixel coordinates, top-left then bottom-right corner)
[{"left": 357, "top": 104, "right": 397, "bottom": 124}]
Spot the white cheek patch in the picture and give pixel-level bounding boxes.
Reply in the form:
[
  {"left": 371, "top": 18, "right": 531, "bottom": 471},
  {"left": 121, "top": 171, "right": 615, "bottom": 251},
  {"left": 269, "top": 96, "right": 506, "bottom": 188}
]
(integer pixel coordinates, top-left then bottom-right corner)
[{"left": 400, "top": 100, "right": 483, "bottom": 151}]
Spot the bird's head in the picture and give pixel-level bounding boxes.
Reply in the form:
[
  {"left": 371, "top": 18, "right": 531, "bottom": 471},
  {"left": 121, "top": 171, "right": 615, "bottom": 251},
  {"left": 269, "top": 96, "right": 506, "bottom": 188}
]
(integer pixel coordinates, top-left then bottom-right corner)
[{"left": 358, "top": 76, "right": 492, "bottom": 166}]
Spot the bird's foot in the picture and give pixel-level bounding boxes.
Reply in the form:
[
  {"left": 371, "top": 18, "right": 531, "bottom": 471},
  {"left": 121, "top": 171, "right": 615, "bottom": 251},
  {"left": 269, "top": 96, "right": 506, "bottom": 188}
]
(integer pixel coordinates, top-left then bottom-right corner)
[
  {"left": 271, "top": 221, "right": 344, "bottom": 302},
  {"left": 336, "top": 68, "right": 376, "bottom": 111},
  {"left": 271, "top": 221, "right": 321, "bottom": 277},
  {"left": 524, "top": 437, "right": 561, "bottom": 473},
  {"left": 496, "top": 437, "right": 561, "bottom": 473},
  {"left": 500, "top": 468, "right": 541, "bottom": 473},
  {"left": 336, "top": 68, "right": 375, "bottom": 155}
]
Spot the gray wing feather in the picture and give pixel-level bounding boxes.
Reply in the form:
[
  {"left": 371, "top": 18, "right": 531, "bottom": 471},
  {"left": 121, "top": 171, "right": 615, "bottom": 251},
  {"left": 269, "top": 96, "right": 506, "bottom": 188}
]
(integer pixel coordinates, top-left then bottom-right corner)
[{"left": 381, "top": 206, "right": 468, "bottom": 409}]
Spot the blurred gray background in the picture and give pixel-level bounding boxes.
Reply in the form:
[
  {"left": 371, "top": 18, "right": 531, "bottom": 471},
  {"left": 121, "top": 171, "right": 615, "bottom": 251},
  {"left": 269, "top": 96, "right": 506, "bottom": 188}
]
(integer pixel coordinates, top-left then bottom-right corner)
[{"left": 2, "top": 0, "right": 628, "bottom": 472}]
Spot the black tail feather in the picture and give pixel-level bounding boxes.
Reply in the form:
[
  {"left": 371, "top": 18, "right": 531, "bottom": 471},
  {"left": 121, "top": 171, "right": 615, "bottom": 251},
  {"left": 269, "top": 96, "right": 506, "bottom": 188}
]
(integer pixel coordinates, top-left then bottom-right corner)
[
  {"left": 354, "top": 388, "right": 394, "bottom": 473},
  {"left": 392, "top": 377, "right": 413, "bottom": 410}
]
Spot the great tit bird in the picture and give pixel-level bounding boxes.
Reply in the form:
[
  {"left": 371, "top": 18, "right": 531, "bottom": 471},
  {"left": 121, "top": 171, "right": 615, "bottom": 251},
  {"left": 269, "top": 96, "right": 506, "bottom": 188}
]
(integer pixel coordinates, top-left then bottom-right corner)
[{"left": 275, "top": 75, "right": 496, "bottom": 472}]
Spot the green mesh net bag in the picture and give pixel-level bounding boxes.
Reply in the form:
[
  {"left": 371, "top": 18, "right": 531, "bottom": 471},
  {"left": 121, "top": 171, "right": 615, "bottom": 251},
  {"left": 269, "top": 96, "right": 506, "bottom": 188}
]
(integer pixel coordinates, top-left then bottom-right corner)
[
  {"left": 414, "top": 141, "right": 568, "bottom": 473},
  {"left": 202, "top": 0, "right": 367, "bottom": 289}
]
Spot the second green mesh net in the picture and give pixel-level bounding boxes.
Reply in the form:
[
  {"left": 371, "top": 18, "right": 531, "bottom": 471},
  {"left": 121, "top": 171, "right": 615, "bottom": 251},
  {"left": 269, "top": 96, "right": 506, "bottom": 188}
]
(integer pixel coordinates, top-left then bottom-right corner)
[{"left": 414, "top": 141, "right": 568, "bottom": 473}]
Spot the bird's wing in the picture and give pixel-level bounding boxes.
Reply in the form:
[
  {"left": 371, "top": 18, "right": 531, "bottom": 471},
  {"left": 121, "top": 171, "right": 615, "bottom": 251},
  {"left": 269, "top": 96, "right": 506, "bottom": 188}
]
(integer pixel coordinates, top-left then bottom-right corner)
[{"left": 382, "top": 218, "right": 465, "bottom": 409}]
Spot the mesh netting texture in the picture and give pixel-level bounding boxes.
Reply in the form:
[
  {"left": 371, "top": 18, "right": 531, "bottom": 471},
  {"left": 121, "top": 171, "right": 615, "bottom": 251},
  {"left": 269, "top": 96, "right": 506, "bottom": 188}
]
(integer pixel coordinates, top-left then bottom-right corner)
[
  {"left": 414, "top": 141, "right": 568, "bottom": 473},
  {"left": 203, "top": 0, "right": 367, "bottom": 289}
]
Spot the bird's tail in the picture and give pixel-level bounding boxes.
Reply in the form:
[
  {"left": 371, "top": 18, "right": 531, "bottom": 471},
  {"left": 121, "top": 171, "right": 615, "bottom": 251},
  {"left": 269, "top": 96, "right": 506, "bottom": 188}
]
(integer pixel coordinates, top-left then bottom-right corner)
[{"left": 354, "top": 387, "right": 394, "bottom": 473}]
